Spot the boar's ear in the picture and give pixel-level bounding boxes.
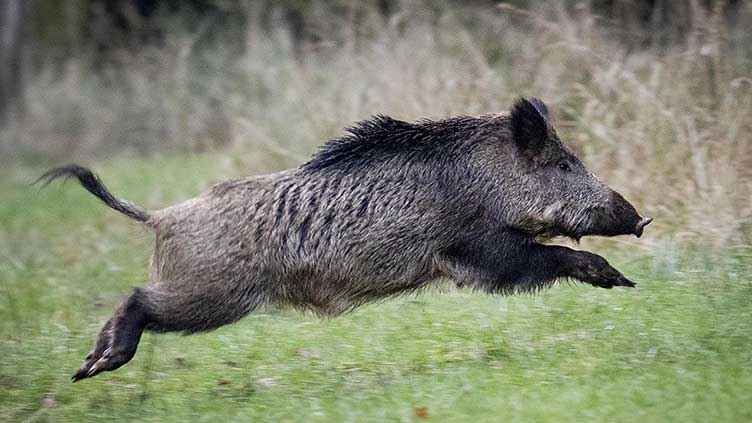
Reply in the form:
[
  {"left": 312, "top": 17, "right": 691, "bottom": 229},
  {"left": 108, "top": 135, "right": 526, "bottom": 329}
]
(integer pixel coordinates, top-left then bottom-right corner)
[
  {"left": 528, "top": 97, "right": 549, "bottom": 119},
  {"left": 511, "top": 97, "right": 549, "bottom": 155}
]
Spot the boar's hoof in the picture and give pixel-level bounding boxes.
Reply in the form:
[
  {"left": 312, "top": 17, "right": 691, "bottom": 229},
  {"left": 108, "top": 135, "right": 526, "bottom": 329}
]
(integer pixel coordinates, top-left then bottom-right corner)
[
  {"left": 591, "top": 275, "right": 636, "bottom": 289},
  {"left": 72, "top": 342, "right": 139, "bottom": 382},
  {"left": 613, "top": 275, "right": 636, "bottom": 288},
  {"left": 575, "top": 252, "right": 636, "bottom": 289}
]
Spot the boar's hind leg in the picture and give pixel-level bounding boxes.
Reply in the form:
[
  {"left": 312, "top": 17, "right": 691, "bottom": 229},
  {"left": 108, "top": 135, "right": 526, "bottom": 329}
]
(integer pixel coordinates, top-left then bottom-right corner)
[
  {"left": 73, "top": 281, "right": 264, "bottom": 381},
  {"left": 72, "top": 287, "right": 149, "bottom": 382}
]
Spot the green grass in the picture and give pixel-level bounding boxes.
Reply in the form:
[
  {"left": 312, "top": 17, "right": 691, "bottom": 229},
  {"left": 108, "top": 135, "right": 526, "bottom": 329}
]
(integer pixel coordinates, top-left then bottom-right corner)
[{"left": 2, "top": 155, "right": 752, "bottom": 422}]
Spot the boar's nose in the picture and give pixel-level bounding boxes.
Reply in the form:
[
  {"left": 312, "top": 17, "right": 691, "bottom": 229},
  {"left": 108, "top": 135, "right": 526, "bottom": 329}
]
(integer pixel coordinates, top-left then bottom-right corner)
[{"left": 634, "top": 217, "right": 653, "bottom": 238}]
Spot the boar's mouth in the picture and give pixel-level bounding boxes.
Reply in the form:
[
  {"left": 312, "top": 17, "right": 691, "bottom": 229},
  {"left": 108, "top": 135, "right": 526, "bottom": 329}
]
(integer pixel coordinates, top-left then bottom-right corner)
[
  {"left": 515, "top": 206, "right": 653, "bottom": 241},
  {"left": 514, "top": 215, "right": 586, "bottom": 242},
  {"left": 580, "top": 217, "right": 653, "bottom": 238},
  {"left": 567, "top": 211, "right": 653, "bottom": 239}
]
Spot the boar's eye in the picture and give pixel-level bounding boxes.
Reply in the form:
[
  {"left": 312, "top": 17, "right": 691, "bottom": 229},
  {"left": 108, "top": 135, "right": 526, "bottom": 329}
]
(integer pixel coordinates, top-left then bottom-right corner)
[{"left": 557, "top": 162, "right": 571, "bottom": 172}]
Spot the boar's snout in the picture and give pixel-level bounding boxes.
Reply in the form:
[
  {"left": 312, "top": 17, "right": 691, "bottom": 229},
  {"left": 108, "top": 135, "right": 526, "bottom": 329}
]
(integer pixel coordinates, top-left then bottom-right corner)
[
  {"left": 634, "top": 216, "right": 653, "bottom": 238},
  {"left": 590, "top": 190, "right": 651, "bottom": 238}
]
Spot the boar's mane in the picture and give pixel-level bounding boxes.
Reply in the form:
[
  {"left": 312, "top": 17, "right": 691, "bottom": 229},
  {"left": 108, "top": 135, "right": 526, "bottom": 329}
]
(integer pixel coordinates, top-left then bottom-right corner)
[{"left": 301, "top": 114, "right": 493, "bottom": 173}]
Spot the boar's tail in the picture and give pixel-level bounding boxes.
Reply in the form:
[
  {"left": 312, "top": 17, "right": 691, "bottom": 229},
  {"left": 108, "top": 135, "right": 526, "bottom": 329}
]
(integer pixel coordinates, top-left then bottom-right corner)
[{"left": 35, "top": 164, "right": 151, "bottom": 223}]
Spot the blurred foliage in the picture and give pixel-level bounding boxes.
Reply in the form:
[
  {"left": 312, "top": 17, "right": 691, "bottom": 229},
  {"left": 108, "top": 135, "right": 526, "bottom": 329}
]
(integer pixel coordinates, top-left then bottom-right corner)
[
  {"left": 20, "top": 1, "right": 748, "bottom": 60},
  {"left": 1, "top": 0, "right": 751, "bottom": 247}
]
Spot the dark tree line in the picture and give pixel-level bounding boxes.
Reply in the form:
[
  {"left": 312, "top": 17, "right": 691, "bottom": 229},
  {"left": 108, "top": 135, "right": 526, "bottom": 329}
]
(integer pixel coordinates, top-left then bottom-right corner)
[
  {"left": 0, "top": 0, "right": 743, "bottom": 126},
  {"left": 0, "top": 0, "right": 28, "bottom": 124}
]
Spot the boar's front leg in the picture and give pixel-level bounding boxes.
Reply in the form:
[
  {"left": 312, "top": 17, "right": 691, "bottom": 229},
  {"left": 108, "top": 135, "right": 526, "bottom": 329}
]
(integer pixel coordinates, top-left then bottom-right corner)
[
  {"left": 440, "top": 239, "right": 634, "bottom": 292},
  {"left": 509, "top": 245, "right": 635, "bottom": 289},
  {"left": 503, "top": 246, "right": 636, "bottom": 290}
]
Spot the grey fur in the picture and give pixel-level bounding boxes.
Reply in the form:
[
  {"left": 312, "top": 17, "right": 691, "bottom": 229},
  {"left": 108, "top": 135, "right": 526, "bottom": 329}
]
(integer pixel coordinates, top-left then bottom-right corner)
[{"left": 43, "top": 98, "right": 651, "bottom": 381}]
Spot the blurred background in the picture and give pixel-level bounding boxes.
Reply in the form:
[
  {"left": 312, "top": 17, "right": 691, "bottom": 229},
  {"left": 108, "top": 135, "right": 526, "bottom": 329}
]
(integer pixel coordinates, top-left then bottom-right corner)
[
  {"left": 3, "top": 0, "right": 752, "bottom": 249},
  {"left": 2, "top": 1, "right": 752, "bottom": 422}
]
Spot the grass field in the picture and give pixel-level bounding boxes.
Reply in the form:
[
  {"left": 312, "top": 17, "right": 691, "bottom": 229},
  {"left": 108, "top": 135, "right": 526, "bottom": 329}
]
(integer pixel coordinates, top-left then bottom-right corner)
[{"left": 2, "top": 155, "right": 752, "bottom": 422}]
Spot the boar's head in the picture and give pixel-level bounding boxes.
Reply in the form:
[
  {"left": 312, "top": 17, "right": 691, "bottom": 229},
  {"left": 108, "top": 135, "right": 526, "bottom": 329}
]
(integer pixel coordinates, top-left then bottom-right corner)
[{"left": 486, "top": 98, "right": 652, "bottom": 241}]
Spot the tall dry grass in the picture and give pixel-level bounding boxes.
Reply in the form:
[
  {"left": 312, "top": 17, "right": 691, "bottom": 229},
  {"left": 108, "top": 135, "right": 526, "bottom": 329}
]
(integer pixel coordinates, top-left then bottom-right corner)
[{"left": 2, "top": 1, "right": 751, "bottom": 251}]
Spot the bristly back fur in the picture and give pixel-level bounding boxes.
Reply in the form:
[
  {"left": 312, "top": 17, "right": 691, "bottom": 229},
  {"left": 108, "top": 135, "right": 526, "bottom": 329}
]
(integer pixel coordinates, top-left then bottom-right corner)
[
  {"left": 35, "top": 164, "right": 151, "bottom": 222},
  {"left": 301, "top": 114, "right": 485, "bottom": 173}
]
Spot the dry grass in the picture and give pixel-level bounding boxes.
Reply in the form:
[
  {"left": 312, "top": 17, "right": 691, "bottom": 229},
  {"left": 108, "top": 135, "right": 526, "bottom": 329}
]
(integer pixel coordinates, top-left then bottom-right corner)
[{"left": 2, "top": 1, "right": 751, "bottom": 250}]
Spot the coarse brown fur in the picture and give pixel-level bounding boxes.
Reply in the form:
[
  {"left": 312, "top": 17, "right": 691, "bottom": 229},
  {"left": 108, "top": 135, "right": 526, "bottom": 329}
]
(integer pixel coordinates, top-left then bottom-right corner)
[{"left": 38, "top": 98, "right": 652, "bottom": 381}]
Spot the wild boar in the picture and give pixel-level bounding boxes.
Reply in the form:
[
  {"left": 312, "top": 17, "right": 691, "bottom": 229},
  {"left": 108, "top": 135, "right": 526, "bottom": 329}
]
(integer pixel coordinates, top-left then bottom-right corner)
[{"left": 38, "top": 97, "right": 651, "bottom": 381}]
